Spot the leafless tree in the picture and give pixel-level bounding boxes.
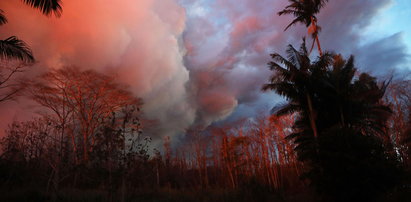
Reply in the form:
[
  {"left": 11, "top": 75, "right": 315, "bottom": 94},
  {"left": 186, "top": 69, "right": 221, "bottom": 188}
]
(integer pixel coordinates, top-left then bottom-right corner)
[{"left": 0, "top": 62, "right": 30, "bottom": 103}]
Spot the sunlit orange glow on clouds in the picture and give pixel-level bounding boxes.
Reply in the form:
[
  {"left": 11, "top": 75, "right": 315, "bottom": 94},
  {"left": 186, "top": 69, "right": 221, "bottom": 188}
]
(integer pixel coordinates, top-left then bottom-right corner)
[
  {"left": 0, "top": 0, "right": 409, "bottom": 145},
  {"left": 0, "top": 0, "right": 195, "bottom": 143}
]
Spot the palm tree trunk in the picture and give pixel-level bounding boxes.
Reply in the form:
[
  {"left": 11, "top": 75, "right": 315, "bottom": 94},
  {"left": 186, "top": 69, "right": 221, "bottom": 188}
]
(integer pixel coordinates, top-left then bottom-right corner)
[
  {"left": 310, "top": 16, "right": 323, "bottom": 56},
  {"left": 306, "top": 93, "right": 318, "bottom": 139},
  {"left": 315, "top": 35, "right": 322, "bottom": 56}
]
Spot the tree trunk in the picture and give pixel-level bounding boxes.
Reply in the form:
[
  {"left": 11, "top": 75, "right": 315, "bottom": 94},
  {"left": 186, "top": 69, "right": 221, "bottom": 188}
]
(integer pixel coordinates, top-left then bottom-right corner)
[
  {"left": 315, "top": 35, "right": 322, "bottom": 56},
  {"left": 306, "top": 93, "right": 318, "bottom": 139},
  {"left": 83, "top": 130, "right": 89, "bottom": 162},
  {"left": 310, "top": 16, "right": 323, "bottom": 56}
]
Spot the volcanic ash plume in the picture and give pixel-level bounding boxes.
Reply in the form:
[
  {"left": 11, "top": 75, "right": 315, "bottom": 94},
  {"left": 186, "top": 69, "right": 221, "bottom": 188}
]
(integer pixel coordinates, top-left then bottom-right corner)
[{"left": 0, "top": 0, "right": 195, "bottom": 142}]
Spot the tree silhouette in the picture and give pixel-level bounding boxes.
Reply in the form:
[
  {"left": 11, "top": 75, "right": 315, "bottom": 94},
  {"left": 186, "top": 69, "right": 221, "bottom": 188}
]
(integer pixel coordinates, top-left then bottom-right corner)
[
  {"left": 263, "top": 41, "right": 401, "bottom": 200},
  {"left": 29, "top": 66, "right": 141, "bottom": 163},
  {"left": 0, "top": 64, "right": 29, "bottom": 102},
  {"left": 0, "top": 0, "right": 62, "bottom": 63},
  {"left": 0, "top": 37, "right": 34, "bottom": 63},
  {"left": 0, "top": 9, "right": 6, "bottom": 25},
  {"left": 263, "top": 39, "right": 333, "bottom": 150},
  {"left": 402, "top": 108, "right": 411, "bottom": 167},
  {"left": 310, "top": 55, "right": 392, "bottom": 137},
  {"left": 0, "top": 0, "right": 62, "bottom": 104},
  {"left": 23, "top": 0, "right": 62, "bottom": 17},
  {"left": 385, "top": 79, "right": 411, "bottom": 167},
  {"left": 278, "top": 0, "right": 328, "bottom": 55}
]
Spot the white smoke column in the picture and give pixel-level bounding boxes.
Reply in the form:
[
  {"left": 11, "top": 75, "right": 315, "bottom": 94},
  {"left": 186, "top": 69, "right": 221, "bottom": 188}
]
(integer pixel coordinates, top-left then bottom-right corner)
[{"left": 0, "top": 0, "right": 196, "bottom": 144}]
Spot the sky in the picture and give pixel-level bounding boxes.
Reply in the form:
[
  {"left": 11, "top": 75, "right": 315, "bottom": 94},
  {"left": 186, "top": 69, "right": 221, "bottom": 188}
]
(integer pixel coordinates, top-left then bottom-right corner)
[
  {"left": 0, "top": 0, "right": 410, "bottom": 146},
  {"left": 363, "top": 0, "right": 411, "bottom": 49}
]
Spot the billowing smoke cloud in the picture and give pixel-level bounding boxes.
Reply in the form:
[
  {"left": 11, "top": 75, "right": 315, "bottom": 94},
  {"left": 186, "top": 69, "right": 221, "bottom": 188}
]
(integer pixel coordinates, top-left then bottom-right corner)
[
  {"left": 0, "top": 0, "right": 195, "bottom": 144},
  {"left": 0, "top": 0, "right": 409, "bottom": 144},
  {"left": 180, "top": 0, "right": 410, "bottom": 129}
]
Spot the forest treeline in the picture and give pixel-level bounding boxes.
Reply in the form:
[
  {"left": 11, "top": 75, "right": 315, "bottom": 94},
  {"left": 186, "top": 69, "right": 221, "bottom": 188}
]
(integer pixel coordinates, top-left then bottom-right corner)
[
  {"left": 1, "top": 0, "right": 411, "bottom": 201},
  {"left": 1, "top": 64, "right": 411, "bottom": 202}
]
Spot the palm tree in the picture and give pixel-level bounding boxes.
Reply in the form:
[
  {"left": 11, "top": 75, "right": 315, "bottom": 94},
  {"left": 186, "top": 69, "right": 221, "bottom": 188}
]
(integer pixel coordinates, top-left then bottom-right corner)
[
  {"left": 313, "top": 62, "right": 397, "bottom": 200},
  {"left": 315, "top": 55, "right": 392, "bottom": 137},
  {"left": 262, "top": 39, "right": 333, "bottom": 158},
  {"left": 263, "top": 40, "right": 392, "bottom": 155},
  {"left": 0, "top": 0, "right": 62, "bottom": 63},
  {"left": 278, "top": 0, "right": 328, "bottom": 56},
  {"left": 263, "top": 42, "right": 398, "bottom": 200}
]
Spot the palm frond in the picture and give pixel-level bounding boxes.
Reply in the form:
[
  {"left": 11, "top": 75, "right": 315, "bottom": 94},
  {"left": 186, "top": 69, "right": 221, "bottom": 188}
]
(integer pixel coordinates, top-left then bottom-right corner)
[
  {"left": 270, "top": 53, "right": 299, "bottom": 73},
  {"left": 262, "top": 82, "right": 300, "bottom": 100},
  {"left": 313, "top": 52, "right": 334, "bottom": 70},
  {"left": 0, "top": 36, "right": 35, "bottom": 63},
  {"left": 268, "top": 61, "right": 293, "bottom": 81},
  {"left": 0, "top": 9, "right": 7, "bottom": 25},
  {"left": 340, "top": 55, "right": 356, "bottom": 84},
  {"left": 286, "top": 44, "right": 304, "bottom": 70},
  {"left": 22, "top": 0, "right": 62, "bottom": 17},
  {"left": 314, "top": 0, "right": 329, "bottom": 9},
  {"left": 275, "top": 102, "right": 301, "bottom": 116},
  {"left": 299, "top": 38, "right": 308, "bottom": 56},
  {"left": 283, "top": 16, "right": 306, "bottom": 31},
  {"left": 279, "top": 0, "right": 329, "bottom": 31}
]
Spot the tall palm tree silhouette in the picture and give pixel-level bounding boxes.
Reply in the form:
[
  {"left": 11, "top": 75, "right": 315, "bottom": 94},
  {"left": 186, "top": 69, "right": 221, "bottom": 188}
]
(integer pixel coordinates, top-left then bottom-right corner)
[
  {"left": 263, "top": 39, "right": 333, "bottom": 146},
  {"left": 263, "top": 42, "right": 397, "bottom": 200},
  {"left": 278, "top": 0, "right": 328, "bottom": 56}
]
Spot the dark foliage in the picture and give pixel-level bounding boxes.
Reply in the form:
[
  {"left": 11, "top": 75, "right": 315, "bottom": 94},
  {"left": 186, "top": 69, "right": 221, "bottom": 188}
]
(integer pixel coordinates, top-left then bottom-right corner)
[
  {"left": 0, "top": 37, "right": 34, "bottom": 63},
  {"left": 311, "top": 127, "right": 402, "bottom": 201},
  {"left": 278, "top": 0, "right": 328, "bottom": 30},
  {"left": 0, "top": 9, "right": 7, "bottom": 25},
  {"left": 22, "top": 0, "right": 62, "bottom": 17},
  {"left": 0, "top": 0, "right": 62, "bottom": 63},
  {"left": 264, "top": 41, "right": 402, "bottom": 200}
]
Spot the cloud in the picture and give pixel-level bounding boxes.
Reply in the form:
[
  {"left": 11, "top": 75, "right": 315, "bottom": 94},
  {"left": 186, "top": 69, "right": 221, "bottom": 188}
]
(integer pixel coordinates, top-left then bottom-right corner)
[
  {"left": 0, "top": 0, "right": 409, "bottom": 144},
  {"left": 0, "top": 0, "right": 195, "bottom": 144},
  {"left": 181, "top": 0, "right": 410, "bottom": 129},
  {"left": 354, "top": 33, "right": 410, "bottom": 77}
]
